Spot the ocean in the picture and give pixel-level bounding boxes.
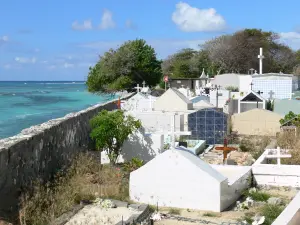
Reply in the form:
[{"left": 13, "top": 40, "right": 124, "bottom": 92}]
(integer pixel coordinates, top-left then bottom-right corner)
[{"left": 0, "top": 81, "right": 115, "bottom": 139}]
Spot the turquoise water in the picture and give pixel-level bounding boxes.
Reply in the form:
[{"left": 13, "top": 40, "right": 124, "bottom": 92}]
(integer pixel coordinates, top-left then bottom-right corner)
[{"left": 0, "top": 81, "right": 115, "bottom": 139}]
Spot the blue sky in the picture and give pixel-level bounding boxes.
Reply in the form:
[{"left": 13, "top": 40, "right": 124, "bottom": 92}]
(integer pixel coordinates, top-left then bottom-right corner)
[{"left": 0, "top": 0, "right": 300, "bottom": 81}]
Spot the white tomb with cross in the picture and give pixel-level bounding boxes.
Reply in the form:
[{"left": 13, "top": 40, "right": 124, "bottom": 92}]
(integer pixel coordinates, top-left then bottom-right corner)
[
  {"left": 134, "top": 83, "right": 142, "bottom": 93},
  {"left": 265, "top": 147, "right": 291, "bottom": 165}
]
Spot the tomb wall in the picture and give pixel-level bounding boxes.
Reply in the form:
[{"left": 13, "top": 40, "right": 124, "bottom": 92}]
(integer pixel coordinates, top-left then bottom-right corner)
[{"left": 0, "top": 93, "right": 134, "bottom": 216}]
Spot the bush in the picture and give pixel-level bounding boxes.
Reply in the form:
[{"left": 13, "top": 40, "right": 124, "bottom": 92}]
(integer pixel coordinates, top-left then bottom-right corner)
[
  {"left": 261, "top": 204, "right": 284, "bottom": 225},
  {"left": 243, "top": 189, "right": 271, "bottom": 202},
  {"left": 239, "top": 138, "right": 254, "bottom": 152},
  {"left": 168, "top": 208, "right": 181, "bottom": 215},
  {"left": 122, "top": 157, "right": 144, "bottom": 173},
  {"left": 19, "top": 153, "right": 129, "bottom": 225}
]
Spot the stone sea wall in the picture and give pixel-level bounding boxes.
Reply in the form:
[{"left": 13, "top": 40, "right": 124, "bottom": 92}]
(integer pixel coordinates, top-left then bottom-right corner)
[{"left": 0, "top": 93, "right": 134, "bottom": 217}]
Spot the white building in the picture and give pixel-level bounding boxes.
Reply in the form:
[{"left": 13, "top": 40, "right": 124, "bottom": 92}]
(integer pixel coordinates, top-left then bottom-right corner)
[
  {"left": 121, "top": 92, "right": 157, "bottom": 112},
  {"left": 130, "top": 149, "right": 252, "bottom": 212},
  {"left": 210, "top": 89, "right": 231, "bottom": 108},
  {"left": 153, "top": 88, "right": 193, "bottom": 111},
  {"left": 252, "top": 73, "right": 293, "bottom": 100},
  {"left": 211, "top": 73, "right": 252, "bottom": 93},
  {"left": 238, "top": 90, "right": 266, "bottom": 113}
]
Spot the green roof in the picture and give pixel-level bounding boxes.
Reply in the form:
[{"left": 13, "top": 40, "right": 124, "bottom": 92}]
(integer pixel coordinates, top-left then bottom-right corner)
[{"left": 274, "top": 99, "right": 300, "bottom": 116}]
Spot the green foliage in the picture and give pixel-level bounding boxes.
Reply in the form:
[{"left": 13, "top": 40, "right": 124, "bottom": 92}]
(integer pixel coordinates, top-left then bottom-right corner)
[
  {"left": 89, "top": 110, "right": 142, "bottom": 164},
  {"left": 162, "top": 48, "right": 218, "bottom": 78},
  {"left": 225, "top": 86, "right": 239, "bottom": 92},
  {"left": 201, "top": 28, "right": 297, "bottom": 74},
  {"left": 239, "top": 139, "right": 254, "bottom": 152},
  {"left": 168, "top": 208, "right": 181, "bottom": 215},
  {"left": 266, "top": 100, "right": 274, "bottom": 111},
  {"left": 87, "top": 39, "right": 162, "bottom": 93},
  {"left": 203, "top": 212, "right": 220, "bottom": 217},
  {"left": 279, "top": 111, "right": 300, "bottom": 126},
  {"left": 122, "top": 157, "right": 144, "bottom": 172},
  {"left": 261, "top": 204, "right": 285, "bottom": 225},
  {"left": 243, "top": 189, "right": 271, "bottom": 202}
]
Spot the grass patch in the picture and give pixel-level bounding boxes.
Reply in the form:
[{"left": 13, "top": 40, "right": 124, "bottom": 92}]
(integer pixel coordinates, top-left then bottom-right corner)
[
  {"left": 203, "top": 212, "right": 220, "bottom": 217},
  {"left": 261, "top": 204, "right": 284, "bottom": 225},
  {"left": 19, "top": 153, "right": 129, "bottom": 225},
  {"left": 239, "top": 136, "right": 271, "bottom": 160},
  {"left": 168, "top": 208, "right": 181, "bottom": 215},
  {"left": 243, "top": 189, "right": 271, "bottom": 202}
]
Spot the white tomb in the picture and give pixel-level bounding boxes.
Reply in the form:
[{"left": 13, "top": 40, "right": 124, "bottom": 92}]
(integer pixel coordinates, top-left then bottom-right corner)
[
  {"left": 210, "top": 89, "right": 230, "bottom": 108},
  {"left": 252, "top": 73, "right": 293, "bottom": 100},
  {"left": 130, "top": 149, "right": 252, "bottom": 212},
  {"left": 121, "top": 92, "right": 157, "bottom": 112},
  {"left": 211, "top": 74, "right": 252, "bottom": 93},
  {"left": 153, "top": 88, "right": 193, "bottom": 111},
  {"left": 178, "top": 86, "right": 195, "bottom": 98}
]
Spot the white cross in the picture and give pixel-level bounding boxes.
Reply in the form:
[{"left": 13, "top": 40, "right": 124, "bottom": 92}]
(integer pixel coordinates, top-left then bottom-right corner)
[
  {"left": 134, "top": 84, "right": 142, "bottom": 92},
  {"left": 258, "top": 47, "right": 265, "bottom": 74},
  {"left": 265, "top": 147, "right": 291, "bottom": 165},
  {"left": 268, "top": 90, "right": 275, "bottom": 99}
]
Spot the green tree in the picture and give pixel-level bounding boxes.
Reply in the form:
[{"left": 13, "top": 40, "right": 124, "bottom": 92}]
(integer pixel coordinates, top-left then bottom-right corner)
[
  {"left": 90, "top": 110, "right": 142, "bottom": 164},
  {"left": 86, "top": 39, "right": 162, "bottom": 93},
  {"left": 202, "top": 28, "right": 297, "bottom": 73},
  {"left": 161, "top": 48, "right": 216, "bottom": 78},
  {"left": 279, "top": 111, "right": 300, "bottom": 126}
]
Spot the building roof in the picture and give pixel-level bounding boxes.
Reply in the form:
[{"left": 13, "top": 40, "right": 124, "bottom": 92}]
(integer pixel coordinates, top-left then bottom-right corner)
[
  {"left": 274, "top": 99, "right": 300, "bottom": 116},
  {"left": 240, "top": 90, "right": 266, "bottom": 102},
  {"left": 171, "top": 88, "right": 193, "bottom": 104},
  {"left": 190, "top": 95, "right": 210, "bottom": 103},
  {"left": 193, "top": 100, "right": 214, "bottom": 109},
  {"left": 252, "top": 73, "right": 293, "bottom": 79}
]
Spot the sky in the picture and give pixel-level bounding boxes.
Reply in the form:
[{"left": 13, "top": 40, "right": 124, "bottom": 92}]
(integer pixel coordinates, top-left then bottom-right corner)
[{"left": 1, "top": 0, "right": 300, "bottom": 81}]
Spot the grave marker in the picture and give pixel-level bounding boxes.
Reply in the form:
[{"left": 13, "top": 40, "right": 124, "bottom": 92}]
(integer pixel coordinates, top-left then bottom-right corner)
[{"left": 215, "top": 138, "right": 238, "bottom": 164}]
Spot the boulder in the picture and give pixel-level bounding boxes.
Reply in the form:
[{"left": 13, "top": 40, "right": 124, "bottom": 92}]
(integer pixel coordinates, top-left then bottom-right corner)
[{"left": 267, "top": 197, "right": 283, "bottom": 206}]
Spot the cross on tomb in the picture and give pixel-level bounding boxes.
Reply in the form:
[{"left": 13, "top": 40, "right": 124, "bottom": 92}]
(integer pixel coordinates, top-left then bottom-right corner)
[
  {"left": 215, "top": 138, "right": 238, "bottom": 164},
  {"left": 250, "top": 82, "right": 254, "bottom": 90},
  {"left": 134, "top": 83, "right": 142, "bottom": 93},
  {"left": 256, "top": 90, "right": 263, "bottom": 108},
  {"left": 142, "top": 81, "right": 146, "bottom": 88},
  {"left": 115, "top": 96, "right": 121, "bottom": 109},
  {"left": 268, "top": 90, "right": 275, "bottom": 100},
  {"left": 258, "top": 47, "right": 265, "bottom": 74},
  {"left": 265, "top": 147, "right": 291, "bottom": 165}
]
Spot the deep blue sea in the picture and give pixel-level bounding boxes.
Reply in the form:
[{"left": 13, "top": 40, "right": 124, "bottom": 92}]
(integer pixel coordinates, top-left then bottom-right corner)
[{"left": 0, "top": 81, "right": 115, "bottom": 139}]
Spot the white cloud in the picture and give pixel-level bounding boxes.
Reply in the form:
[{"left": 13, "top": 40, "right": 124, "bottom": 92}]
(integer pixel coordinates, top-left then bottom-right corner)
[
  {"left": 72, "top": 20, "right": 93, "bottom": 31},
  {"left": 77, "top": 39, "right": 206, "bottom": 59},
  {"left": 14, "top": 57, "right": 37, "bottom": 64},
  {"left": 172, "top": 2, "right": 226, "bottom": 32},
  {"left": 99, "top": 9, "right": 115, "bottom": 30},
  {"left": 125, "top": 20, "right": 137, "bottom": 30},
  {"left": 280, "top": 32, "right": 300, "bottom": 50},
  {"left": 0, "top": 35, "right": 9, "bottom": 41},
  {"left": 63, "top": 63, "right": 74, "bottom": 68}
]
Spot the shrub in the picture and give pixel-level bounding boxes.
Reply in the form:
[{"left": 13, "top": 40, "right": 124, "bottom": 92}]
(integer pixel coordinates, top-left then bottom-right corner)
[
  {"left": 122, "top": 157, "right": 144, "bottom": 173},
  {"left": 19, "top": 153, "right": 129, "bottom": 225},
  {"left": 239, "top": 138, "right": 254, "bottom": 152},
  {"left": 203, "top": 212, "right": 220, "bottom": 217},
  {"left": 261, "top": 204, "right": 284, "bottom": 225},
  {"left": 168, "top": 208, "right": 181, "bottom": 215},
  {"left": 243, "top": 189, "right": 271, "bottom": 202}
]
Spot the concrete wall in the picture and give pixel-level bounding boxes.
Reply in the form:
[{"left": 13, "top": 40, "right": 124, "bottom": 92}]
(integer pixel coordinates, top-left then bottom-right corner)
[
  {"left": 231, "top": 109, "right": 282, "bottom": 136},
  {"left": 100, "top": 129, "right": 165, "bottom": 164},
  {"left": 272, "top": 191, "right": 300, "bottom": 225},
  {"left": 252, "top": 148, "right": 300, "bottom": 187},
  {"left": 0, "top": 94, "right": 134, "bottom": 217},
  {"left": 212, "top": 165, "right": 252, "bottom": 211}
]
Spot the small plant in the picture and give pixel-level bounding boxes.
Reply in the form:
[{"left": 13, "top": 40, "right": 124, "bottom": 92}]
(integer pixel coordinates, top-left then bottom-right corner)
[
  {"left": 260, "top": 204, "right": 284, "bottom": 225},
  {"left": 168, "top": 208, "right": 181, "bottom": 215},
  {"left": 239, "top": 138, "right": 254, "bottom": 152},
  {"left": 243, "top": 188, "right": 271, "bottom": 202},
  {"left": 226, "top": 86, "right": 239, "bottom": 92},
  {"left": 122, "top": 157, "right": 144, "bottom": 172},
  {"left": 203, "top": 212, "right": 220, "bottom": 217},
  {"left": 163, "top": 143, "right": 170, "bottom": 150}
]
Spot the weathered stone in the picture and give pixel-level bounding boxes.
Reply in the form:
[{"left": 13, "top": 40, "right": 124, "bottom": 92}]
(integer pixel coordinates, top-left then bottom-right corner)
[
  {"left": 267, "top": 197, "right": 283, "bottom": 206},
  {"left": 0, "top": 93, "right": 135, "bottom": 220},
  {"left": 109, "top": 199, "right": 128, "bottom": 208},
  {"left": 228, "top": 151, "right": 255, "bottom": 166}
]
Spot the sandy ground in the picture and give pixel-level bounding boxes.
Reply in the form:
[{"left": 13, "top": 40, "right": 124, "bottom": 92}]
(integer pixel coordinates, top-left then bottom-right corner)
[
  {"left": 155, "top": 187, "right": 299, "bottom": 225},
  {"left": 65, "top": 205, "right": 141, "bottom": 225}
]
